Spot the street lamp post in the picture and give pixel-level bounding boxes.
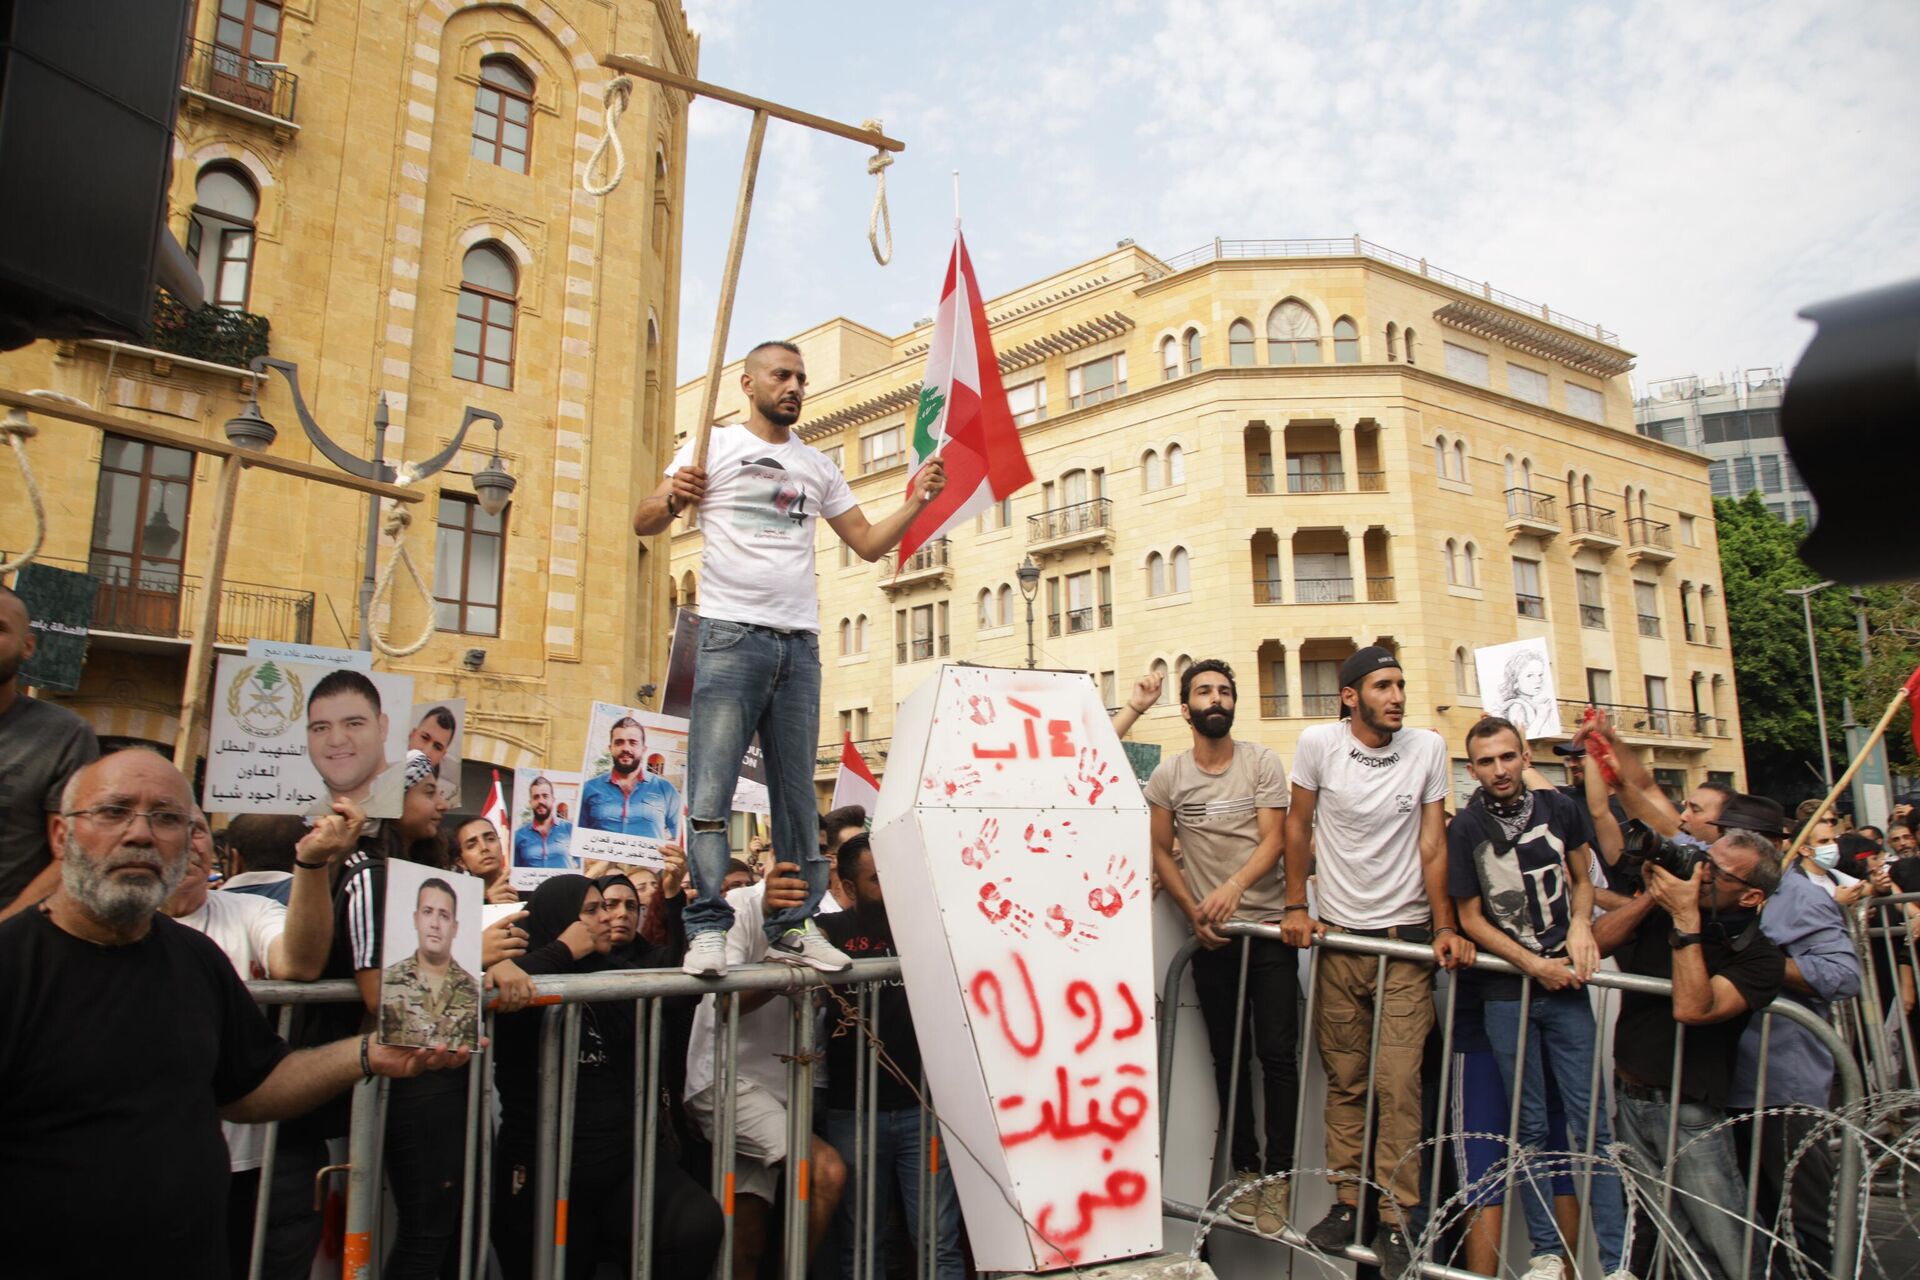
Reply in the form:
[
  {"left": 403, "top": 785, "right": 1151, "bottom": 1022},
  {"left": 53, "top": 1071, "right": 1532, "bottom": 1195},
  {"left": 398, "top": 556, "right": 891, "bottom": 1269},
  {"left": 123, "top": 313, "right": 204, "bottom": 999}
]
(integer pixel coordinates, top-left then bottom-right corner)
[
  {"left": 224, "top": 357, "right": 512, "bottom": 651},
  {"left": 1016, "top": 555, "right": 1040, "bottom": 670},
  {"left": 1785, "top": 580, "right": 1837, "bottom": 789}
]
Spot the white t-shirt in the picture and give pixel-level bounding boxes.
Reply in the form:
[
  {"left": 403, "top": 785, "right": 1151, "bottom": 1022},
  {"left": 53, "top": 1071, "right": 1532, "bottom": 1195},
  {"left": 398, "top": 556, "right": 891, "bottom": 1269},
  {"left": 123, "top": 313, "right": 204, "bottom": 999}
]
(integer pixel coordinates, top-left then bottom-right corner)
[
  {"left": 175, "top": 891, "right": 288, "bottom": 1171},
  {"left": 668, "top": 426, "right": 856, "bottom": 633},
  {"left": 1290, "top": 721, "right": 1449, "bottom": 929},
  {"left": 684, "top": 884, "right": 841, "bottom": 1104}
]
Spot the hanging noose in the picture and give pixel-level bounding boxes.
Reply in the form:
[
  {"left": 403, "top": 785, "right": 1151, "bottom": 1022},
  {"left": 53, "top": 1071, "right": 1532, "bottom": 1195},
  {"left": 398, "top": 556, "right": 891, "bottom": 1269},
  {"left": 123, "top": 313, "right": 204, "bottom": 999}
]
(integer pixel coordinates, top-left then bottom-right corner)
[
  {"left": 0, "top": 408, "right": 43, "bottom": 575},
  {"left": 582, "top": 75, "right": 634, "bottom": 197},
  {"left": 863, "top": 118, "right": 894, "bottom": 266},
  {"left": 366, "top": 466, "right": 436, "bottom": 658}
]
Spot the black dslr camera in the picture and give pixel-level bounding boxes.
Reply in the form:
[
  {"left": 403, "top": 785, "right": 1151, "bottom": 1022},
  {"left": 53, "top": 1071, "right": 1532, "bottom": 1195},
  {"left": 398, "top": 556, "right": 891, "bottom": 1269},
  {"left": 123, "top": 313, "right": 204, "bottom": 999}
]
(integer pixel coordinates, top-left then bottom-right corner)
[{"left": 1613, "top": 820, "right": 1707, "bottom": 888}]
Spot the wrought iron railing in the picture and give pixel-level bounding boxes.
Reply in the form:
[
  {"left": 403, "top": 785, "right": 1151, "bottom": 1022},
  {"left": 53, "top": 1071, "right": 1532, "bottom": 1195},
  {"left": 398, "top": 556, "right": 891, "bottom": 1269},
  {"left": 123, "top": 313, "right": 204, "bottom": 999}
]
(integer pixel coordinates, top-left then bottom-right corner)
[
  {"left": 7, "top": 552, "right": 313, "bottom": 645},
  {"left": 1637, "top": 613, "right": 1662, "bottom": 637},
  {"left": 1568, "top": 503, "right": 1618, "bottom": 538},
  {"left": 1367, "top": 575, "right": 1395, "bottom": 601},
  {"left": 895, "top": 635, "right": 949, "bottom": 663},
  {"left": 1252, "top": 577, "right": 1283, "bottom": 604},
  {"left": 1579, "top": 603, "right": 1608, "bottom": 629},
  {"left": 1627, "top": 517, "right": 1673, "bottom": 550},
  {"left": 1259, "top": 694, "right": 1289, "bottom": 718},
  {"left": 181, "top": 37, "right": 299, "bottom": 123},
  {"left": 1515, "top": 592, "right": 1546, "bottom": 618},
  {"left": 1358, "top": 470, "right": 1387, "bottom": 492},
  {"left": 1248, "top": 471, "right": 1277, "bottom": 494},
  {"left": 1505, "top": 488, "right": 1559, "bottom": 524},
  {"left": 1027, "top": 498, "right": 1112, "bottom": 544},
  {"left": 886, "top": 539, "right": 948, "bottom": 576},
  {"left": 1286, "top": 469, "right": 1345, "bottom": 494},
  {"left": 1300, "top": 692, "right": 1342, "bottom": 718},
  {"left": 150, "top": 288, "right": 270, "bottom": 367},
  {"left": 1295, "top": 576, "right": 1354, "bottom": 604}
]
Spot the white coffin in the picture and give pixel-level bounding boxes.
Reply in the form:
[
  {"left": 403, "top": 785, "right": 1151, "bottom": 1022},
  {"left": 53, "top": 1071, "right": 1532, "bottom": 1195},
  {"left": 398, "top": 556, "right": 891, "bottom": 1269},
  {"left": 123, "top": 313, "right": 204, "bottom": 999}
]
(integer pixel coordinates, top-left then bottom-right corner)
[{"left": 872, "top": 665, "right": 1161, "bottom": 1271}]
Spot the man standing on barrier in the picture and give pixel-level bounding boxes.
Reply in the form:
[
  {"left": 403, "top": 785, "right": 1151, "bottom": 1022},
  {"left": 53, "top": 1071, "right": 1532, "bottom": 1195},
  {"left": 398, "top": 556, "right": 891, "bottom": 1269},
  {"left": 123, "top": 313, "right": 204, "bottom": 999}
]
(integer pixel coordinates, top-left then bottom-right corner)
[
  {"left": 1579, "top": 732, "right": 1786, "bottom": 1279},
  {"left": 633, "top": 340, "right": 944, "bottom": 979},
  {"left": 1283, "top": 646, "right": 1473, "bottom": 1279},
  {"left": 0, "top": 748, "right": 469, "bottom": 1280},
  {"left": 1447, "top": 717, "right": 1630, "bottom": 1280},
  {"left": 1723, "top": 794, "right": 1859, "bottom": 1279},
  {"left": 1145, "top": 658, "right": 1297, "bottom": 1235}
]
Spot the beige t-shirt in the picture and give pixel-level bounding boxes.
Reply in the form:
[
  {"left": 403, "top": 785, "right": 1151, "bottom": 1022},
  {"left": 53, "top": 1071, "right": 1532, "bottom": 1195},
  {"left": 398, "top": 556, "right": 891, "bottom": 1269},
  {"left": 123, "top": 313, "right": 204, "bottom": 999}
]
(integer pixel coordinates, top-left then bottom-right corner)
[{"left": 1144, "top": 741, "right": 1290, "bottom": 922}]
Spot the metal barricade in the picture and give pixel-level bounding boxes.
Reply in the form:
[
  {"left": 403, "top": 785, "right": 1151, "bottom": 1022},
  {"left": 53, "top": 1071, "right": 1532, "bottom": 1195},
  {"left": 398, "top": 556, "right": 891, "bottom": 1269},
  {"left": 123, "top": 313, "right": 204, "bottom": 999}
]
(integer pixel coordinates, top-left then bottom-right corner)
[
  {"left": 1157, "top": 921, "right": 1871, "bottom": 1280},
  {"left": 1845, "top": 890, "right": 1920, "bottom": 1094},
  {"left": 245, "top": 956, "right": 923, "bottom": 1280}
]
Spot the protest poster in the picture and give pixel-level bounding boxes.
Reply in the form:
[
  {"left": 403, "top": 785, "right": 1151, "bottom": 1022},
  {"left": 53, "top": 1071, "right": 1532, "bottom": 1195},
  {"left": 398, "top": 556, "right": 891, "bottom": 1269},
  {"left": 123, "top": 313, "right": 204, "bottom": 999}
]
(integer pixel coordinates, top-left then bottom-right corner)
[
  {"left": 11, "top": 562, "right": 98, "bottom": 693},
  {"left": 204, "top": 654, "right": 414, "bottom": 818},
  {"left": 662, "top": 608, "right": 770, "bottom": 814},
  {"left": 1474, "top": 635, "right": 1563, "bottom": 739},
  {"left": 574, "top": 702, "right": 688, "bottom": 871},
  {"left": 246, "top": 639, "right": 371, "bottom": 671},
  {"left": 408, "top": 698, "right": 466, "bottom": 804},
  {"left": 872, "top": 665, "right": 1160, "bottom": 1270},
  {"left": 378, "top": 859, "right": 483, "bottom": 1052},
  {"left": 509, "top": 768, "right": 582, "bottom": 891}
]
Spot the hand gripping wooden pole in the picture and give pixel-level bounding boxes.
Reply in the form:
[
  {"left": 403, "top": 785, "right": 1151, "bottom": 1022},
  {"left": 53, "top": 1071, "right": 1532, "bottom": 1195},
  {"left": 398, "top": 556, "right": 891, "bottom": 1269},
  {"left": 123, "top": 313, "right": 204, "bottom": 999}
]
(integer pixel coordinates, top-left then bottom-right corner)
[
  {"left": 595, "top": 56, "right": 905, "bottom": 481},
  {"left": 1787, "top": 676, "right": 1915, "bottom": 853}
]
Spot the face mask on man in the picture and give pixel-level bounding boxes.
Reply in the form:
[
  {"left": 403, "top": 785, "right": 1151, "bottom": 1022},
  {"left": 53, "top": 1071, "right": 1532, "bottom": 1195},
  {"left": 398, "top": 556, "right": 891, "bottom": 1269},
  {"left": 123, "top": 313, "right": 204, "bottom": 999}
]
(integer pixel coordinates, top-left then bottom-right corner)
[{"left": 1810, "top": 842, "right": 1841, "bottom": 871}]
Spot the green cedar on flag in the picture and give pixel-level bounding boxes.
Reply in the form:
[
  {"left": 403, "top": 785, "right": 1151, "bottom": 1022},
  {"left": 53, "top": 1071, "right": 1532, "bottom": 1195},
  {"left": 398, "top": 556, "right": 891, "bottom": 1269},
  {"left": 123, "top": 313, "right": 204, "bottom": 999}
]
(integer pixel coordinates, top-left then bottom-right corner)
[{"left": 896, "top": 232, "right": 1033, "bottom": 564}]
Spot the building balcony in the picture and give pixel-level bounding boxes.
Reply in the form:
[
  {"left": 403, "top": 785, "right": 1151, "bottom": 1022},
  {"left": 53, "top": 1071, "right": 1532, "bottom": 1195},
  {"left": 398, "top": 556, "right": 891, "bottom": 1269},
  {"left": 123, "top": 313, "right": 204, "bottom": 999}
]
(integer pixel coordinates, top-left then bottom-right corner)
[
  {"left": 895, "top": 635, "right": 950, "bottom": 664},
  {"left": 1504, "top": 488, "right": 1560, "bottom": 538},
  {"left": 150, "top": 288, "right": 271, "bottom": 369},
  {"left": 1554, "top": 700, "right": 1714, "bottom": 747},
  {"left": 1685, "top": 621, "right": 1720, "bottom": 646},
  {"left": 5, "top": 553, "right": 313, "bottom": 649},
  {"left": 181, "top": 37, "right": 299, "bottom": 130},
  {"left": 1046, "top": 605, "right": 1111, "bottom": 637},
  {"left": 1248, "top": 471, "right": 1277, "bottom": 494},
  {"left": 1301, "top": 693, "right": 1341, "bottom": 718},
  {"left": 1579, "top": 603, "right": 1607, "bottom": 629},
  {"left": 881, "top": 539, "right": 950, "bottom": 592},
  {"left": 1027, "top": 498, "right": 1113, "bottom": 554},
  {"left": 1286, "top": 469, "right": 1345, "bottom": 494},
  {"left": 1367, "top": 575, "right": 1395, "bottom": 601},
  {"left": 1259, "top": 694, "right": 1290, "bottom": 718},
  {"left": 1567, "top": 504, "right": 1621, "bottom": 552},
  {"left": 1358, "top": 470, "right": 1387, "bottom": 492},
  {"left": 816, "top": 736, "right": 890, "bottom": 779},
  {"left": 1515, "top": 592, "right": 1546, "bottom": 619},
  {"left": 1637, "top": 613, "right": 1662, "bottom": 637},
  {"left": 1295, "top": 576, "right": 1355, "bottom": 604},
  {"left": 1627, "top": 517, "right": 1675, "bottom": 565},
  {"left": 1253, "top": 577, "right": 1283, "bottom": 604}
]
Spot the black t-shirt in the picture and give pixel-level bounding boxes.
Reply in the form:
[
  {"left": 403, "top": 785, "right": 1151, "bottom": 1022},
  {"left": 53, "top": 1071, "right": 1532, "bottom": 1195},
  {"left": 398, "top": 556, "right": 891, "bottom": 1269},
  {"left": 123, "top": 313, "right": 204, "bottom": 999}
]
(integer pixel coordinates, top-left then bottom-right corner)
[
  {"left": 0, "top": 909, "right": 288, "bottom": 1278},
  {"left": 819, "top": 906, "right": 920, "bottom": 1111},
  {"left": 1613, "top": 906, "right": 1785, "bottom": 1108},
  {"left": 0, "top": 694, "right": 99, "bottom": 906},
  {"left": 1448, "top": 789, "right": 1588, "bottom": 998}
]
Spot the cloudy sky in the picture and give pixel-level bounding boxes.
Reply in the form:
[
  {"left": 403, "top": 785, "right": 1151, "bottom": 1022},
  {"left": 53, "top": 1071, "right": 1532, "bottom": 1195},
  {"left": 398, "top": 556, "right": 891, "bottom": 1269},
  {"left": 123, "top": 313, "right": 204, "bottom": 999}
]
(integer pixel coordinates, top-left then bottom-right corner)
[{"left": 671, "top": 0, "right": 1920, "bottom": 392}]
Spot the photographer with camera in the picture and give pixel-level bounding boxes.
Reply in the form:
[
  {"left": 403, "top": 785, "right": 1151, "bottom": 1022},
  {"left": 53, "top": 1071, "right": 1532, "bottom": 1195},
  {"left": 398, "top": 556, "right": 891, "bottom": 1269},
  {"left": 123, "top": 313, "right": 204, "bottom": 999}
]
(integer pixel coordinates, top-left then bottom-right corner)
[{"left": 1579, "top": 717, "right": 1787, "bottom": 1279}]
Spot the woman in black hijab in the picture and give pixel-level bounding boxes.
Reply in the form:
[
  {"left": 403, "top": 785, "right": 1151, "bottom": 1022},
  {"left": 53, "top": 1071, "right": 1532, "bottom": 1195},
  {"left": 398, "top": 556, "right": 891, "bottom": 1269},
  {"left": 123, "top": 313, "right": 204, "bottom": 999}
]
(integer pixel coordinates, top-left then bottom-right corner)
[{"left": 491, "top": 876, "right": 721, "bottom": 1278}]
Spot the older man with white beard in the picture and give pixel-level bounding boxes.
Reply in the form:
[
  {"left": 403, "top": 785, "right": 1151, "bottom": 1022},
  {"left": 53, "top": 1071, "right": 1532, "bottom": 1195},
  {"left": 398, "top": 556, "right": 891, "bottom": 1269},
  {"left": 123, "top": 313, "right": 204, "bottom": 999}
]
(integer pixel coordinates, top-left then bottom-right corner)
[{"left": 0, "top": 748, "right": 468, "bottom": 1280}]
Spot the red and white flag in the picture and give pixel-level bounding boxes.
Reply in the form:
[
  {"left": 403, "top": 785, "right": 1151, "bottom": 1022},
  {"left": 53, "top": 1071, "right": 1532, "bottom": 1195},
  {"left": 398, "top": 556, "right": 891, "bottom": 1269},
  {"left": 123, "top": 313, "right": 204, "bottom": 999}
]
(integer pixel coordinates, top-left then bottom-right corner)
[
  {"left": 897, "top": 232, "right": 1033, "bottom": 563},
  {"left": 483, "top": 770, "right": 512, "bottom": 842},
  {"left": 831, "top": 733, "right": 882, "bottom": 818}
]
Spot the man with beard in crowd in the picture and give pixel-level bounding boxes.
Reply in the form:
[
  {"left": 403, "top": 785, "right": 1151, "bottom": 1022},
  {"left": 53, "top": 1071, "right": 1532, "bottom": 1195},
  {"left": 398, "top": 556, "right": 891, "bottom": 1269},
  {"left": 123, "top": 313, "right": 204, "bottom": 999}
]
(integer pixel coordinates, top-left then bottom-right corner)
[
  {"left": 580, "top": 717, "right": 684, "bottom": 841},
  {"left": 513, "top": 775, "right": 575, "bottom": 871},
  {"left": 1145, "top": 659, "right": 1296, "bottom": 1234},
  {"left": 0, "top": 584, "right": 99, "bottom": 922}
]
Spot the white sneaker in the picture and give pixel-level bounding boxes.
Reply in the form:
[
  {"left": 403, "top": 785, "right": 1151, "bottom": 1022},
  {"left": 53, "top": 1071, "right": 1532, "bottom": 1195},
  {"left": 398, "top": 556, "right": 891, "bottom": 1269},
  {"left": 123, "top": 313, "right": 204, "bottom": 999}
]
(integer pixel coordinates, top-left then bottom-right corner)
[
  {"left": 1523, "top": 1257, "right": 1566, "bottom": 1280},
  {"left": 682, "top": 931, "right": 728, "bottom": 978},
  {"left": 768, "top": 921, "right": 851, "bottom": 973}
]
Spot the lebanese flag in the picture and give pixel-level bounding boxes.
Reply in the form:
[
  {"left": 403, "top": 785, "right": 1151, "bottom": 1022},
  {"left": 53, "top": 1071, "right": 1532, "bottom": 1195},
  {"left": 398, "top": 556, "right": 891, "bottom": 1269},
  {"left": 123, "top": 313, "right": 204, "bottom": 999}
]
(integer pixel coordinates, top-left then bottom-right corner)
[
  {"left": 831, "top": 734, "right": 882, "bottom": 818},
  {"left": 484, "top": 770, "right": 512, "bottom": 843},
  {"left": 1906, "top": 665, "right": 1920, "bottom": 757},
  {"left": 896, "top": 232, "right": 1033, "bottom": 563}
]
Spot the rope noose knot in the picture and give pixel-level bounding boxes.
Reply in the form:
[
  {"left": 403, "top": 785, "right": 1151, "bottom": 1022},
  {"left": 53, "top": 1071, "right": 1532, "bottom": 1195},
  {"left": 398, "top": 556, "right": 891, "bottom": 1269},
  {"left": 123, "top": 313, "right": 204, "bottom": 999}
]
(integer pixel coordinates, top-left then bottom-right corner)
[
  {"left": 582, "top": 75, "right": 634, "bottom": 197},
  {"left": 0, "top": 408, "right": 46, "bottom": 575},
  {"left": 863, "top": 118, "right": 893, "bottom": 267},
  {"left": 368, "top": 464, "right": 435, "bottom": 658}
]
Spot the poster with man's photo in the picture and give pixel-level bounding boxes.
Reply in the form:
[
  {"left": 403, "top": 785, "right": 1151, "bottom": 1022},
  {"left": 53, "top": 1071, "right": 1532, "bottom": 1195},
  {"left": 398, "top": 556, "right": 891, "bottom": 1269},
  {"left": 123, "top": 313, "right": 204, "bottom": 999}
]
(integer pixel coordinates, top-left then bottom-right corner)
[
  {"left": 204, "top": 653, "right": 414, "bottom": 818},
  {"left": 408, "top": 699, "right": 466, "bottom": 804},
  {"left": 574, "top": 702, "right": 689, "bottom": 871},
  {"left": 1473, "top": 636, "right": 1563, "bottom": 740},
  {"left": 509, "top": 769, "right": 583, "bottom": 891},
  {"left": 662, "top": 608, "right": 770, "bottom": 814},
  {"left": 379, "top": 859, "right": 483, "bottom": 1052}
]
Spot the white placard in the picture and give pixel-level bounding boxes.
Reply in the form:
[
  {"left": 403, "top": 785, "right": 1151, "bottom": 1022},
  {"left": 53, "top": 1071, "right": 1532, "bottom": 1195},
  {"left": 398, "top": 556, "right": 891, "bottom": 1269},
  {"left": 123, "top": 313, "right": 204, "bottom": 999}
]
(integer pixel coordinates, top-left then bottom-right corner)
[
  {"left": 379, "top": 859, "right": 483, "bottom": 1052},
  {"left": 204, "top": 657, "right": 413, "bottom": 817},
  {"left": 872, "top": 665, "right": 1160, "bottom": 1272},
  {"left": 245, "top": 639, "right": 372, "bottom": 671},
  {"left": 573, "top": 703, "right": 688, "bottom": 871},
  {"left": 408, "top": 698, "right": 465, "bottom": 804},
  {"left": 509, "top": 769, "right": 582, "bottom": 891},
  {"left": 1474, "top": 636, "right": 1563, "bottom": 739}
]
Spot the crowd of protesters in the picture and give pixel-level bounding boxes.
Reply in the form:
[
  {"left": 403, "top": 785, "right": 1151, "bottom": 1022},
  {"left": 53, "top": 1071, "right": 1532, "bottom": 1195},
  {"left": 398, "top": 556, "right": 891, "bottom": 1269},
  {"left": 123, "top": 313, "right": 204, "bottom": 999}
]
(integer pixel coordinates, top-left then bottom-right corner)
[{"left": 2, "top": 573, "right": 1918, "bottom": 1280}]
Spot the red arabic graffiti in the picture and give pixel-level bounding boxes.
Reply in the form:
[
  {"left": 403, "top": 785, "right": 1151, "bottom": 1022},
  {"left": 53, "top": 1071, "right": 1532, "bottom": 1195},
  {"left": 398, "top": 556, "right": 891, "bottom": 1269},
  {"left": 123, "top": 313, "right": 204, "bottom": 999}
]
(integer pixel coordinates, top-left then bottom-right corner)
[
  {"left": 999, "top": 1065, "right": 1150, "bottom": 1148},
  {"left": 1035, "top": 1171, "right": 1149, "bottom": 1248},
  {"left": 969, "top": 952, "right": 1045, "bottom": 1058},
  {"left": 970, "top": 696, "right": 1077, "bottom": 761}
]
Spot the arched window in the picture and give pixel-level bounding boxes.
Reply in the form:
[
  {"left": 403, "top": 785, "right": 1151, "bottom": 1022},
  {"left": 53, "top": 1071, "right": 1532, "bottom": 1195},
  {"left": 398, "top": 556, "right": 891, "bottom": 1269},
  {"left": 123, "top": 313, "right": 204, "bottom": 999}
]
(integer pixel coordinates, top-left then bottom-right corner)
[
  {"left": 1166, "top": 443, "right": 1185, "bottom": 485},
  {"left": 1385, "top": 322, "right": 1399, "bottom": 362},
  {"left": 1503, "top": 454, "right": 1517, "bottom": 489},
  {"left": 1433, "top": 435, "right": 1449, "bottom": 477},
  {"left": 977, "top": 588, "right": 994, "bottom": 630},
  {"left": 1147, "top": 551, "right": 1166, "bottom": 597},
  {"left": 190, "top": 164, "right": 259, "bottom": 309},
  {"left": 1565, "top": 469, "right": 1580, "bottom": 510},
  {"left": 471, "top": 57, "right": 534, "bottom": 173},
  {"left": 1333, "top": 316, "right": 1360, "bottom": 363},
  {"left": 1161, "top": 336, "right": 1179, "bottom": 381},
  {"left": 997, "top": 585, "right": 1012, "bottom": 625},
  {"left": 1462, "top": 541, "right": 1478, "bottom": 587},
  {"left": 1184, "top": 328, "right": 1203, "bottom": 374},
  {"left": 1151, "top": 658, "right": 1171, "bottom": 703},
  {"left": 1404, "top": 327, "right": 1417, "bottom": 364},
  {"left": 1169, "top": 546, "right": 1191, "bottom": 593},
  {"left": 1453, "top": 439, "right": 1468, "bottom": 482},
  {"left": 454, "top": 244, "right": 517, "bottom": 388},
  {"left": 1521, "top": 458, "right": 1533, "bottom": 489},
  {"left": 1228, "top": 319, "right": 1255, "bottom": 366},
  {"left": 680, "top": 571, "right": 697, "bottom": 608},
  {"left": 1141, "top": 448, "right": 1160, "bottom": 492},
  {"left": 1444, "top": 538, "right": 1458, "bottom": 584},
  {"left": 840, "top": 617, "right": 853, "bottom": 653},
  {"left": 854, "top": 614, "right": 869, "bottom": 652},
  {"left": 1454, "top": 647, "right": 1472, "bottom": 694},
  {"left": 1175, "top": 655, "right": 1193, "bottom": 689},
  {"left": 1266, "top": 300, "right": 1321, "bottom": 364}
]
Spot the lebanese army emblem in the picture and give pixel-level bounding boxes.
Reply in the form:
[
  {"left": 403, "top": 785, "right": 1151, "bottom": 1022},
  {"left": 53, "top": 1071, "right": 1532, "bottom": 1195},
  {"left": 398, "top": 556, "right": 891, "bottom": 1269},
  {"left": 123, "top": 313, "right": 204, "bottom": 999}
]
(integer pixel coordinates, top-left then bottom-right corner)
[{"left": 227, "top": 661, "right": 304, "bottom": 738}]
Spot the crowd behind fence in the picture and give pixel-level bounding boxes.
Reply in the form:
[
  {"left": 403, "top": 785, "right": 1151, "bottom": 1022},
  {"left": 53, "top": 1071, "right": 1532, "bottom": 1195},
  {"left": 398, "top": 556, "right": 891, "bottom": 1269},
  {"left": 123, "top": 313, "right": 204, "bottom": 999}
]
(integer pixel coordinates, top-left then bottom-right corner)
[{"left": 231, "top": 891, "right": 1920, "bottom": 1280}]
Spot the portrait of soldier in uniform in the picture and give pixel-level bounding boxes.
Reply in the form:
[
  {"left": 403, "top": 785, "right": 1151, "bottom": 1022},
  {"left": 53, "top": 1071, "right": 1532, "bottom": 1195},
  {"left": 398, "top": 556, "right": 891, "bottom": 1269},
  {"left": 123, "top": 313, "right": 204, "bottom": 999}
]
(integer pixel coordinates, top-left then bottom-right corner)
[{"left": 380, "top": 876, "right": 481, "bottom": 1050}]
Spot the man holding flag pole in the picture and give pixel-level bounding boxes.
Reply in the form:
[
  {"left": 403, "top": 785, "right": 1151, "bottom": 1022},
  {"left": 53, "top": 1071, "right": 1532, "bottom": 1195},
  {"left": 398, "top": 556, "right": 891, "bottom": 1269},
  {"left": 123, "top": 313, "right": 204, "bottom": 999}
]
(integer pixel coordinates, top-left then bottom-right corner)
[{"left": 634, "top": 227, "right": 1030, "bottom": 977}]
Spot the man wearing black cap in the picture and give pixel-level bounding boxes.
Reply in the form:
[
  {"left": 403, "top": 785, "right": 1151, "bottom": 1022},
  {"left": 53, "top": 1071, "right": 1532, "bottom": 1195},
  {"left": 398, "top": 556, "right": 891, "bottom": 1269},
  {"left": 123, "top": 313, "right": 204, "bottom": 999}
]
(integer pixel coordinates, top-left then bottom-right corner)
[{"left": 1282, "top": 646, "right": 1473, "bottom": 1276}]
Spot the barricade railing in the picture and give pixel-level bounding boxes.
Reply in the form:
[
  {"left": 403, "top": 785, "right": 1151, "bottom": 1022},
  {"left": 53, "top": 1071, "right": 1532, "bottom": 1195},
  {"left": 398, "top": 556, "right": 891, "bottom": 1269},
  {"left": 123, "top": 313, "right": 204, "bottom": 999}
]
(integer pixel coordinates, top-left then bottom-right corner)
[
  {"left": 1844, "top": 889, "right": 1920, "bottom": 1095},
  {"left": 1157, "top": 921, "right": 1872, "bottom": 1280},
  {"left": 246, "top": 957, "right": 910, "bottom": 1280}
]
